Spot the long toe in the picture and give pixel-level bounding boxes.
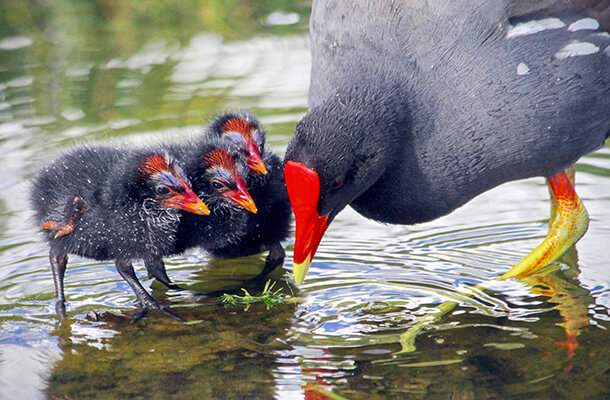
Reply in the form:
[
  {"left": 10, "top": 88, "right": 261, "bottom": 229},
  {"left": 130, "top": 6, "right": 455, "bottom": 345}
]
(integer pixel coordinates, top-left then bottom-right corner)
[
  {"left": 158, "top": 305, "right": 184, "bottom": 322},
  {"left": 252, "top": 267, "right": 277, "bottom": 283},
  {"left": 165, "top": 282, "right": 184, "bottom": 291},
  {"left": 153, "top": 277, "right": 184, "bottom": 291},
  {"left": 130, "top": 299, "right": 184, "bottom": 323},
  {"left": 502, "top": 168, "right": 589, "bottom": 279}
]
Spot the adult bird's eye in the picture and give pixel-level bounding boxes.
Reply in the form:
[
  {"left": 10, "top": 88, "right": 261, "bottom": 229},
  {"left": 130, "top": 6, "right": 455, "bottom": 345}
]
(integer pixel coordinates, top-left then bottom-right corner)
[
  {"left": 155, "top": 186, "right": 171, "bottom": 196},
  {"left": 212, "top": 181, "right": 224, "bottom": 191},
  {"left": 331, "top": 177, "right": 344, "bottom": 190}
]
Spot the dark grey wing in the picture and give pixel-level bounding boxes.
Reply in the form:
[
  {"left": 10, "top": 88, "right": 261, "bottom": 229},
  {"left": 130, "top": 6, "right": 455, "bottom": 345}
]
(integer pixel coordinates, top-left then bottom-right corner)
[{"left": 308, "top": 0, "right": 610, "bottom": 107}]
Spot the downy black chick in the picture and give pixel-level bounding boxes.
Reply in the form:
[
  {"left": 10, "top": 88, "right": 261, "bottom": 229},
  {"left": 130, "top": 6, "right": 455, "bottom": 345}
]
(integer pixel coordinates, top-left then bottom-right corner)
[
  {"left": 31, "top": 145, "right": 209, "bottom": 322},
  {"left": 173, "top": 137, "right": 258, "bottom": 255},
  {"left": 206, "top": 113, "right": 292, "bottom": 279}
]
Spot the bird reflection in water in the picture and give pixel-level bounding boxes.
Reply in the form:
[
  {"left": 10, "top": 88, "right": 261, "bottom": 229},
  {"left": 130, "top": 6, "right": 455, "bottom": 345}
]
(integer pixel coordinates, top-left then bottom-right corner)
[{"left": 520, "top": 247, "right": 592, "bottom": 360}]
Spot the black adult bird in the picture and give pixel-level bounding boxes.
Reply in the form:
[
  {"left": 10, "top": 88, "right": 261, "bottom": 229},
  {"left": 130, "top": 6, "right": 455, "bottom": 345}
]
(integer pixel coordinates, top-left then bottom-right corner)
[
  {"left": 284, "top": 0, "right": 610, "bottom": 284},
  {"left": 31, "top": 146, "right": 210, "bottom": 321},
  {"left": 206, "top": 113, "right": 292, "bottom": 279}
]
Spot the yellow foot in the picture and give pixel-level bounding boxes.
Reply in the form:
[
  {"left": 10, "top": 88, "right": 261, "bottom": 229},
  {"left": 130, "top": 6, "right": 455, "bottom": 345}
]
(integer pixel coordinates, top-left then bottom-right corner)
[{"left": 502, "top": 168, "right": 589, "bottom": 279}]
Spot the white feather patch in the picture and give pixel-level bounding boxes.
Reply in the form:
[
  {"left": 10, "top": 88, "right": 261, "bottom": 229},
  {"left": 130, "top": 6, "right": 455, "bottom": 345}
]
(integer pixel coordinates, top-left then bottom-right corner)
[
  {"left": 568, "top": 18, "right": 600, "bottom": 32},
  {"left": 517, "top": 62, "right": 530, "bottom": 75},
  {"left": 555, "top": 42, "right": 600, "bottom": 59},
  {"left": 507, "top": 18, "right": 565, "bottom": 39}
]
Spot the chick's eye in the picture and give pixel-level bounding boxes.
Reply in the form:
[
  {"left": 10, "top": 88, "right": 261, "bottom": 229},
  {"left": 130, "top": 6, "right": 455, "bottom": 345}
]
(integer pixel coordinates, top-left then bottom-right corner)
[
  {"left": 330, "top": 177, "right": 344, "bottom": 190},
  {"left": 212, "top": 181, "right": 224, "bottom": 191},
  {"left": 155, "top": 185, "right": 171, "bottom": 196}
]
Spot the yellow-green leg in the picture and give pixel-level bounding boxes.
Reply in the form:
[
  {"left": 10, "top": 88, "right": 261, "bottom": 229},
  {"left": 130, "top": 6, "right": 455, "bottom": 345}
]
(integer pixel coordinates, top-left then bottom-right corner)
[
  {"left": 502, "top": 166, "right": 588, "bottom": 279},
  {"left": 400, "top": 166, "right": 589, "bottom": 352}
]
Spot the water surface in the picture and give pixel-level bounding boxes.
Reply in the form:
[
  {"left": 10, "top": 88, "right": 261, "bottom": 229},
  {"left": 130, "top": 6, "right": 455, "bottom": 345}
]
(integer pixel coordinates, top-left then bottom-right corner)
[{"left": 1, "top": 1, "right": 609, "bottom": 399}]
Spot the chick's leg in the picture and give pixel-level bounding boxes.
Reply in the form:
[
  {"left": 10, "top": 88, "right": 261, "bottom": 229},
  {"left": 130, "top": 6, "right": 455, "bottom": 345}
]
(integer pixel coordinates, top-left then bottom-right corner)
[
  {"left": 144, "top": 257, "right": 183, "bottom": 290},
  {"left": 115, "top": 258, "right": 183, "bottom": 323},
  {"left": 49, "top": 246, "right": 68, "bottom": 318},
  {"left": 254, "top": 242, "right": 286, "bottom": 281}
]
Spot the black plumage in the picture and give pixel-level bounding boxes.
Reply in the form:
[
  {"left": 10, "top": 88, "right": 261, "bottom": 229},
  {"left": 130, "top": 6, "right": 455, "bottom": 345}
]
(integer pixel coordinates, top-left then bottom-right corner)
[
  {"left": 289, "top": 1, "right": 610, "bottom": 224},
  {"left": 172, "top": 137, "right": 258, "bottom": 253},
  {"left": 206, "top": 113, "right": 292, "bottom": 278},
  {"left": 283, "top": 0, "right": 610, "bottom": 283},
  {"left": 171, "top": 113, "right": 291, "bottom": 280},
  {"left": 31, "top": 145, "right": 209, "bottom": 321},
  {"left": 207, "top": 112, "right": 268, "bottom": 176}
]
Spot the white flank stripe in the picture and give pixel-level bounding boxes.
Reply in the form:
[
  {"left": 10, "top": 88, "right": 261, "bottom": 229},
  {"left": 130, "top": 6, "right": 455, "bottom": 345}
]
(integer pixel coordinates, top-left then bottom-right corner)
[
  {"left": 555, "top": 42, "right": 600, "bottom": 59},
  {"left": 507, "top": 18, "right": 565, "bottom": 39},
  {"left": 568, "top": 18, "right": 600, "bottom": 32}
]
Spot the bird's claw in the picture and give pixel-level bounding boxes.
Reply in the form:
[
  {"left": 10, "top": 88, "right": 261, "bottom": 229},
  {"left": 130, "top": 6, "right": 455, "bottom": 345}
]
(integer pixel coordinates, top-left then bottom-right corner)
[
  {"left": 149, "top": 276, "right": 184, "bottom": 291},
  {"left": 130, "top": 300, "right": 184, "bottom": 324},
  {"left": 42, "top": 196, "right": 88, "bottom": 239},
  {"left": 164, "top": 282, "right": 184, "bottom": 291},
  {"left": 130, "top": 308, "right": 148, "bottom": 324},
  {"left": 159, "top": 306, "right": 184, "bottom": 322}
]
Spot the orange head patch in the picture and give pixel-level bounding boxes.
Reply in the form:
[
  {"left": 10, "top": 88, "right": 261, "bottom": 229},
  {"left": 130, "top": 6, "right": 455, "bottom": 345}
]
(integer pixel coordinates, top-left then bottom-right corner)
[
  {"left": 222, "top": 118, "right": 253, "bottom": 139},
  {"left": 139, "top": 154, "right": 171, "bottom": 179},
  {"left": 203, "top": 148, "right": 238, "bottom": 174}
]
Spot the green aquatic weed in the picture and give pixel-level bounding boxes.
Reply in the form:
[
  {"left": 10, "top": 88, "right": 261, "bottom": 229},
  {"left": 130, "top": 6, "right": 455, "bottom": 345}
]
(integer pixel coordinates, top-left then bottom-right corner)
[{"left": 221, "top": 280, "right": 285, "bottom": 311}]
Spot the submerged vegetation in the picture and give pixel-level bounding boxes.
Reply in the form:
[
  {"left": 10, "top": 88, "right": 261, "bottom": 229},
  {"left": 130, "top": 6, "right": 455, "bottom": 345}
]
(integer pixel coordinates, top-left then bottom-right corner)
[{"left": 221, "top": 280, "right": 286, "bottom": 310}]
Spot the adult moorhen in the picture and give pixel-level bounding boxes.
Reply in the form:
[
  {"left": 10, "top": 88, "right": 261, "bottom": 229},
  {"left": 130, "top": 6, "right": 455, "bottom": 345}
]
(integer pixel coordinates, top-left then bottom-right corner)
[
  {"left": 31, "top": 146, "right": 209, "bottom": 321},
  {"left": 206, "top": 113, "right": 292, "bottom": 279},
  {"left": 284, "top": 0, "right": 610, "bottom": 283}
]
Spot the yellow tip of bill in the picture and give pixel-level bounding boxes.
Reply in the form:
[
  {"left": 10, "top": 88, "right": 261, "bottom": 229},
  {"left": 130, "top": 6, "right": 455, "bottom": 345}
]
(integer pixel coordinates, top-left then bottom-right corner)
[{"left": 293, "top": 255, "right": 312, "bottom": 285}]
